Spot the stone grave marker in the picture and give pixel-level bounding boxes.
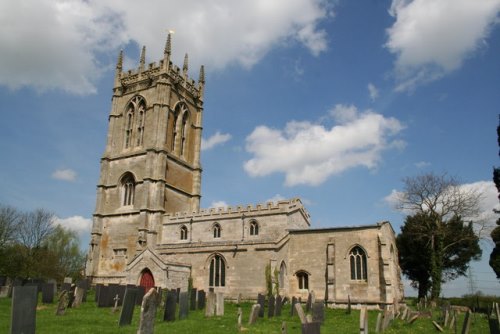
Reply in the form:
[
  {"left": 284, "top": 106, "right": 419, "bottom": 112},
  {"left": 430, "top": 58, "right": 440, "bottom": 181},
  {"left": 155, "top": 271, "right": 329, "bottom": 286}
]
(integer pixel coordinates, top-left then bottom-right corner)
[
  {"left": 63, "top": 277, "right": 72, "bottom": 284},
  {"left": 116, "top": 285, "right": 126, "bottom": 306},
  {"left": 72, "top": 286, "right": 85, "bottom": 308},
  {"left": 76, "top": 279, "right": 89, "bottom": 303},
  {"left": 95, "top": 284, "right": 102, "bottom": 302},
  {"left": 237, "top": 307, "right": 242, "bottom": 330},
  {"left": 275, "top": 295, "right": 282, "bottom": 316},
  {"left": 179, "top": 291, "right": 189, "bottom": 319},
  {"left": 268, "top": 295, "right": 275, "bottom": 318},
  {"left": 382, "top": 306, "right": 392, "bottom": 331},
  {"left": 291, "top": 296, "right": 297, "bottom": 316},
  {"left": 432, "top": 320, "right": 444, "bottom": 332},
  {"left": 443, "top": 309, "right": 449, "bottom": 327},
  {"left": 55, "top": 290, "right": 69, "bottom": 315},
  {"left": 176, "top": 287, "right": 181, "bottom": 302},
  {"left": 61, "top": 282, "right": 71, "bottom": 293},
  {"left": 216, "top": 292, "right": 224, "bottom": 316},
  {"left": 205, "top": 291, "right": 216, "bottom": 317},
  {"left": 408, "top": 313, "right": 419, "bottom": 324},
  {"left": 301, "top": 322, "right": 321, "bottom": 334},
  {"left": 248, "top": 304, "right": 261, "bottom": 325},
  {"left": 360, "top": 305, "right": 368, "bottom": 334},
  {"left": 137, "top": 288, "right": 158, "bottom": 334},
  {"left": 97, "top": 285, "right": 110, "bottom": 307},
  {"left": 295, "top": 302, "right": 307, "bottom": 325},
  {"left": 257, "top": 293, "right": 265, "bottom": 318},
  {"left": 197, "top": 289, "right": 206, "bottom": 310},
  {"left": 449, "top": 312, "right": 457, "bottom": 331},
  {"left": 10, "top": 286, "right": 38, "bottom": 334},
  {"left": 164, "top": 289, "right": 177, "bottom": 322},
  {"left": 312, "top": 301, "right": 324, "bottom": 324},
  {"left": 67, "top": 284, "right": 76, "bottom": 308},
  {"left": 281, "top": 321, "right": 288, "bottom": 334},
  {"left": 119, "top": 287, "right": 138, "bottom": 326},
  {"left": 461, "top": 310, "right": 472, "bottom": 334},
  {"left": 306, "top": 292, "right": 312, "bottom": 312},
  {"left": 282, "top": 296, "right": 289, "bottom": 306},
  {"left": 375, "top": 312, "right": 383, "bottom": 333},
  {"left": 111, "top": 294, "right": 121, "bottom": 313},
  {"left": 190, "top": 288, "right": 197, "bottom": 310},
  {"left": 347, "top": 295, "right": 352, "bottom": 314},
  {"left": 41, "top": 282, "right": 55, "bottom": 304},
  {"left": 237, "top": 293, "right": 242, "bottom": 305}
]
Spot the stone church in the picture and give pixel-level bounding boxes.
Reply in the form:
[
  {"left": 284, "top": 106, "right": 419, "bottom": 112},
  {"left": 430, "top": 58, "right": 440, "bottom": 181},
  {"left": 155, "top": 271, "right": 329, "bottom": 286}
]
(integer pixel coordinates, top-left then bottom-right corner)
[{"left": 85, "top": 34, "right": 403, "bottom": 307}]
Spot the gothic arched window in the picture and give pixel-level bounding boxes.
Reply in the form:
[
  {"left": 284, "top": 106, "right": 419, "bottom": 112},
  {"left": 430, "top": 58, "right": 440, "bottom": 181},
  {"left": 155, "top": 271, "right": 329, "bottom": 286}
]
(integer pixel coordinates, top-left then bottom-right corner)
[
  {"left": 249, "top": 221, "right": 259, "bottom": 236},
  {"left": 180, "top": 225, "right": 188, "bottom": 240},
  {"left": 180, "top": 111, "right": 189, "bottom": 157},
  {"left": 213, "top": 223, "right": 221, "bottom": 238},
  {"left": 209, "top": 254, "right": 225, "bottom": 287},
  {"left": 279, "top": 261, "right": 287, "bottom": 288},
  {"left": 124, "top": 108, "right": 134, "bottom": 148},
  {"left": 124, "top": 96, "right": 146, "bottom": 149},
  {"left": 121, "top": 173, "right": 135, "bottom": 206},
  {"left": 296, "top": 270, "right": 309, "bottom": 290},
  {"left": 169, "top": 103, "right": 189, "bottom": 155},
  {"left": 349, "top": 246, "right": 368, "bottom": 281}
]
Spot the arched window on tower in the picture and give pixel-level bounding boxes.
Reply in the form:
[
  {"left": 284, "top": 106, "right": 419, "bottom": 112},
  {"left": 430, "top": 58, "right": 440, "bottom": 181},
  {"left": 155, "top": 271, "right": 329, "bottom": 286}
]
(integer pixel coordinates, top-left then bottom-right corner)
[
  {"left": 169, "top": 103, "right": 189, "bottom": 155},
  {"left": 180, "top": 225, "right": 188, "bottom": 240},
  {"left": 349, "top": 246, "right": 368, "bottom": 281},
  {"left": 136, "top": 102, "right": 145, "bottom": 146},
  {"left": 121, "top": 173, "right": 135, "bottom": 206},
  {"left": 296, "top": 270, "right": 309, "bottom": 290},
  {"left": 213, "top": 223, "right": 221, "bottom": 238},
  {"left": 124, "top": 107, "right": 134, "bottom": 148},
  {"left": 180, "top": 111, "right": 189, "bottom": 157},
  {"left": 209, "top": 254, "right": 226, "bottom": 287},
  {"left": 250, "top": 220, "right": 259, "bottom": 236},
  {"left": 124, "top": 95, "right": 146, "bottom": 149}
]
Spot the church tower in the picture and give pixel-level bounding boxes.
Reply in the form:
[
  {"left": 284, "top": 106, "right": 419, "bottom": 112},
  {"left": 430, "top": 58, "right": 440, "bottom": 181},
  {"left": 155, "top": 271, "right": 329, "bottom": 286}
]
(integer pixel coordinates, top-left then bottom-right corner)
[{"left": 86, "top": 34, "right": 205, "bottom": 283}]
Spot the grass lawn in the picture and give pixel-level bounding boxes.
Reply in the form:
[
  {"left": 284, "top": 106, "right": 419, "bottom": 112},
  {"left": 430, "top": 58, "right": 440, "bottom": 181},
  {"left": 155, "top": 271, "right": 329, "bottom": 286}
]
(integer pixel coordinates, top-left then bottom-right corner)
[{"left": 0, "top": 292, "right": 491, "bottom": 333}]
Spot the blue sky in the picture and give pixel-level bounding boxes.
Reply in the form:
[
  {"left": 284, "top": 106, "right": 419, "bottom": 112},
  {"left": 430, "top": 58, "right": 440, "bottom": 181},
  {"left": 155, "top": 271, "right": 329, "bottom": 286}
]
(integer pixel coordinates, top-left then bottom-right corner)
[{"left": 1, "top": 0, "right": 499, "bottom": 297}]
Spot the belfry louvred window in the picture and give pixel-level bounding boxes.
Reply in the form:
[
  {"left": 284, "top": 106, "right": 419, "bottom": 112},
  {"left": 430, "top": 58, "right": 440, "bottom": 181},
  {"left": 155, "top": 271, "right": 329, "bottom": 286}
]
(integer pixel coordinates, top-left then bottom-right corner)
[{"left": 121, "top": 173, "right": 135, "bottom": 206}]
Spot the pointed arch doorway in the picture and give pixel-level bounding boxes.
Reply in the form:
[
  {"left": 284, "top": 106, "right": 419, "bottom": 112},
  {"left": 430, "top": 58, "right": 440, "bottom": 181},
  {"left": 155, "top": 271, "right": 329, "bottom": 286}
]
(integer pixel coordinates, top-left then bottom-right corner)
[{"left": 140, "top": 269, "right": 155, "bottom": 293}]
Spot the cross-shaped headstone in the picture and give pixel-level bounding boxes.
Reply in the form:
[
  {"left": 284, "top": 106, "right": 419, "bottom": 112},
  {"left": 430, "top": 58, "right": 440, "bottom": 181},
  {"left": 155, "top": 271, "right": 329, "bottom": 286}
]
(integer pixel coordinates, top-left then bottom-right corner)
[{"left": 112, "top": 294, "right": 120, "bottom": 313}]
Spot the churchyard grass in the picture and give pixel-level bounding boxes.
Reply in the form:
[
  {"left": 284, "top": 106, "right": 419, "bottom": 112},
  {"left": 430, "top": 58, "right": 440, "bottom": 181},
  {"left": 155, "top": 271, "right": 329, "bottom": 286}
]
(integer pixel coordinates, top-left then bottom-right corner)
[{"left": 0, "top": 292, "right": 490, "bottom": 333}]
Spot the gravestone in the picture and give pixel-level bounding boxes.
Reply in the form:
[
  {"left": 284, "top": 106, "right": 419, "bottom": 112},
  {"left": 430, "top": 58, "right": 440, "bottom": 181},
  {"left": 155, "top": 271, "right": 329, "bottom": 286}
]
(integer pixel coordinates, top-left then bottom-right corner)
[
  {"left": 461, "top": 310, "right": 472, "bottom": 334},
  {"left": 275, "top": 295, "right": 282, "bottom": 316},
  {"left": 55, "top": 290, "right": 69, "bottom": 315},
  {"left": 216, "top": 292, "right": 224, "bottom": 316},
  {"left": 63, "top": 277, "right": 72, "bottom": 284},
  {"left": 95, "top": 284, "right": 103, "bottom": 302},
  {"left": 179, "top": 291, "right": 189, "bottom": 319},
  {"left": 295, "top": 303, "right": 307, "bottom": 325},
  {"left": 443, "top": 309, "right": 449, "bottom": 327},
  {"left": 237, "top": 293, "right": 242, "bottom": 305},
  {"left": 205, "top": 291, "right": 216, "bottom": 317},
  {"left": 190, "top": 288, "right": 197, "bottom": 310},
  {"left": 61, "top": 282, "right": 71, "bottom": 293},
  {"left": 237, "top": 307, "right": 242, "bottom": 330},
  {"left": 432, "top": 321, "right": 444, "bottom": 332},
  {"left": 382, "top": 306, "right": 392, "bottom": 330},
  {"left": 312, "top": 302, "right": 324, "bottom": 324},
  {"left": 137, "top": 288, "right": 158, "bottom": 334},
  {"left": 76, "top": 279, "right": 89, "bottom": 303},
  {"left": 306, "top": 292, "right": 312, "bottom": 312},
  {"left": 375, "top": 313, "right": 383, "bottom": 333},
  {"left": 360, "top": 306, "right": 368, "bottom": 334},
  {"left": 112, "top": 294, "right": 121, "bottom": 313},
  {"left": 282, "top": 321, "right": 288, "bottom": 334},
  {"left": 72, "top": 286, "right": 85, "bottom": 308},
  {"left": 116, "top": 285, "right": 126, "bottom": 306},
  {"left": 268, "top": 295, "right": 275, "bottom": 318},
  {"left": 42, "top": 282, "right": 55, "bottom": 303},
  {"left": 10, "top": 286, "right": 38, "bottom": 334},
  {"left": 257, "top": 293, "right": 265, "bottom": 318},
  {"left": 347, "top": 295, "right": 352, "bottom": 314},
  {"left": 197, "top": 290, "right": 206, "bottom": 310},
  {"left": 248, "top": 304, "right": 261, "bottom": 325},
  {"left": 301, "top": 322, "right": 321, "bottom": 334},
  {"left": 291, "top": 297, "right": 297, "bottom": 316},
  {"left": 119, "top": 287, "right": 138, "bottom": 326},
  {"left": 67, "top": 284, "right": 76, "bottom": 308},
  {"left": 164, "top": 289, "right": 177, "bottom": 322},
  {"left": 97, "top": 285, "right": 110, "bottom": 307}
]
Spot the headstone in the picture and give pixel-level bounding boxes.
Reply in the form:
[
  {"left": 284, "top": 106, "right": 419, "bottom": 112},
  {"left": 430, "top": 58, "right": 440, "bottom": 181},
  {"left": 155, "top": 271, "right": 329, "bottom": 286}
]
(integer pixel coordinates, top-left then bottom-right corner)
[
  {"left": 179, "top": 291, "right": 189, "bottom": 319},
  {"left": 375, "top": 313, "right": 383, "bottom": 333},
  {"left": 55, "top": 290, "right": 69, "bottom": 316},
  {"left": 116, "top": 285, "right": 126, "bottom": 306},
  {"left": 489, "top": 316, "right": 500, "bottom": 334},
  {"left": 360, "top": 305, "right": 368, "bottom": 334},
  {"left": 268, "top": 295, "right": 275, "bottom": 318},
  {"left": 237, "top": 293, "right": 242, "bottom": 305},
  {"left": 382, "top": 306, "right": 392, "bottom": 330},
  {"left": 306, "top": 292, "right": 312, "bottom": 312},
  {"left": 275, "top": 295, "right": 282, "bottom": 316},
  {"left": 76, "top": 279, "right": 89, "bottom": 303},
  {"left": 295, "top": 302, "right": 307, "bottom": 325},
  {"left": 205, "top": 291, "right": 216, "bottom": 317},
  {"left": 432, "top": 321, "right": 444, "bottom": 332},
  {"left": 257, "top": 293, "right": 265, "bottom": 318},
  {"left": 119, "top": 287, "right": 138, "bottom": 326},
  {"left": 95, "top": 284, "right": 102, "bottom": 302},
  {"left": 461, "top": 310, "right": 472, "bottom": 334},
  {"left": 312, "top": 302, "right": 324, "bottom": 324},
  {"left": 216, "top": 292, "right": 224, "bottom": 316},
  {"left": 347, "top": 295, "right": 352, "bottom": 314},
  {"left": 111, "top": 294, "right": 120, "bottom": 313},
  {"left": 137, "top": 288, "right": 158, "bottom": 334},
  {"left": 301, "top": 322, "right": 321, "bottom": 334},
  {"left": 63, "top": 277, "right": 72, "bottom": 284},
  {"left": 0, "top": 286, "right": 10, "bottom": 298},
  {"left": 237, "top": 307, "right": 242, "bottom": 330},
  {"left": 197, "top": 290, "right": 206, "bottom": 310},
  {"left": 450, "top": 312, "right": 457, "bottom": 331},
  {"left": 10, "top": 286, "right": 37, "bottom": 334},
  {"left": 408, "top": 314, "right": 419, "bottom": 324},
  {"left": 291, "top": 297, "right": 297, "bottom": 316},
  {"left": 41, "top": 282, "right": 55, "bottom": 304},
  {"left": 176, "top": 288, "right": 181, "bottom": 302},
  {"left": 164, "top": 289, "right": 177, "bottom": 322},
  {"left": 72, "top": 287, "right": 85, "bottom": 308},
  {"left": 190, "top": 288, "right": 197, "bottom": 311},
  {"left": 97, "top": 285, "right": 110, "bottom": 307},
  {"left": 61, "top": 282, "right": 71, "bottom": 293},
  {"left": 67, "top": 284, "right": 76, "bottom": 308},
  {"left": 248, "top": 304, "right": 261, "bottom": 325},
  {"left": 281, "top": 321, "right": 288, "bottom": 334},
  {"left": 443, "top": 309, "right": 449, "bottom": 327}
]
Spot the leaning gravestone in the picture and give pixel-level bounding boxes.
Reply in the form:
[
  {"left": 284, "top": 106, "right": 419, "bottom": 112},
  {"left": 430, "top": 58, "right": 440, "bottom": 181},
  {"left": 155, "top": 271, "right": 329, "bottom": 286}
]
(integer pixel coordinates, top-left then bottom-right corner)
[
  {"left": 197, "top": 290, "right": 206, "bottom": 310},
  {"left": 306, "top": 292, "right": 312, "bottom": 312},
  {"left": 119, "top": 287, "right": 138, "bottom": 326},
  {"left": 268, "top": 295, "right": 275, "bottom": 318},
  {"left": 301, "top": 322, "right": 321, "bottom": 334},
  {"left": 216, "top": 292, "right": 224, "bottom": 316},
  {"left": 137, "top": 288, "right": 158, "bottom": 334},
  {"left": 164, "top": 289, "right": 177, "bottom": 322},
  {"left": 10, "top": 286, "right": 38, "bottom": 334},
  {"left": 295, "top": 303, "right": 307, "bottom": 325},
  {"left": 360, "top": 306, "right": 368, "bottom": 334},
  {"left": 312, "top": 301, "right": 324, "bottom": 324},
  {"left": 275, "top": 295, "right": 282, "bottom": 316},
  {"left": 55, "top": 290, "right": 69, "bottom": 316},
  {"left": 72, "top": 286, "right": 85, "bottom": 308},
  {"left": 190, "top": 288, "right": 197, "bottom": 310},
  {"left": 291, "top": 297, "right": 297, "bottom": 316},
  {"left": 42, "top": 282, "right": 55, "bottom": 304},
  {"left": 461, "top": 310, "right": 472, "bottom": 334},
  {"left": 248, "top": 304, "right": 261, "bottom": 325},
  {"left": 179, "top": 291, "right": 189, "bottom": 319},
  {"left": 257, "top": 293, "right": 265, "bottom": 318}
]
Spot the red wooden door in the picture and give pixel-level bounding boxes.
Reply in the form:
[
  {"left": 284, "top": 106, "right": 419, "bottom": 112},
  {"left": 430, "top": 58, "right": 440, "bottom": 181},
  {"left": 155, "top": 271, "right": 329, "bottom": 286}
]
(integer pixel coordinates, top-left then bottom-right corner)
[{"left": 140, "top": 270, "right": 155, "bottom": 293}]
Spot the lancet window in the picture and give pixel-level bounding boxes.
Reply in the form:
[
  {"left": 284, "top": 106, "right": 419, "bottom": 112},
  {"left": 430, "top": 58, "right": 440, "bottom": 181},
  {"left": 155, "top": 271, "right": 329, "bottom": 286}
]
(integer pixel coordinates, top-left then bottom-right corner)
[
  {"left": 209, "top": 254, "right": 225, "bottom": 287},
  {"left": 121, "top": 173, "right": 135, "bottom": 206},
  {"left": 349, "top": 246, "right": 368, "bottom": 281}
]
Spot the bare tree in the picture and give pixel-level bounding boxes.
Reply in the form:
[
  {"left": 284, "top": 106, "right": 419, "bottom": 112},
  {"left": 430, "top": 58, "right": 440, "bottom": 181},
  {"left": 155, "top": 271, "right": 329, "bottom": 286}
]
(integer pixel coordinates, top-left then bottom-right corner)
[
  {"left": 0, "top": 204, "right": 21, "bottom": 248},
  {"left": 17, "top": 208, "right": 56, "bottom": 249},
  {"left": 395, "top": 172, "right": 484, "bottom": 300}
]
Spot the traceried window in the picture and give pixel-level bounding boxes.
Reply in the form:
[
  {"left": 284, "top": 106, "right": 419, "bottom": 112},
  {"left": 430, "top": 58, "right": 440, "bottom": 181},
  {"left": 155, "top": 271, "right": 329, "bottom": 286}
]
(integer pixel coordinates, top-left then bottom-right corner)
[
  {"left": 296, "top": 271, "right": 309, "bottom": 290},
  {"left": 213, "top": 223, "right": 221, "bottom": 238},
  {"left": 124, "top": 108, "right": 133, "bottom": 148},
  {"left": 121, "top": 173, "right": 135, "bottom": 206},
  {"left": 209, "top": 254, "right": 225, "bottom": 287},
  {"left": 349, "top": 246, "right": 368, "bottom": 281},
  {"left": 124, "top": 96, "right": 146, "bottom": 149},
  {"left": 169, "top": 103, "right": 189, "bottom": 155},
  {"left": 180, "top": 111, "right": 189, "bottom": 157},
  {"left": 249, "top": 221, "right": 259, "bottom": 236},
  {"left": 180, "top": 225, "right": 188, "bottom": 240}
]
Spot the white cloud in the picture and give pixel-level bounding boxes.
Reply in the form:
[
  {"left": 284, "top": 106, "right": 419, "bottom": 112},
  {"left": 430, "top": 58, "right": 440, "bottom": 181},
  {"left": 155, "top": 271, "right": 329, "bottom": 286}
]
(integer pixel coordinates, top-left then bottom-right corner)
[
  {"left": 266, "top": 194, "right": 286, "bottom": 203},
  {"left": 53, "top": 215, "right": 92, "bottom": 236},
  {"left": 368, "top": 83, "right": 379, "bottom": 100},
  {"left": 386, "top": 0, "right": 500, "bottom": 91},
  {"left": 201, "top": 131, "right": 232, "bottom": 151},
  {"left": 415, "top": 161, "right": 431, "bottom": 169},
  {"left": 0, "top": 0, "right": 332, "bottom": 94},
  {"left": 209, "top": 201, "right": 229, "bottom": 209},
  {"left": 244, "top": 104, "right": 405, "bottom": 186},
  {"left": 51, "top": 168, "right": 77, "bottom": 182}
]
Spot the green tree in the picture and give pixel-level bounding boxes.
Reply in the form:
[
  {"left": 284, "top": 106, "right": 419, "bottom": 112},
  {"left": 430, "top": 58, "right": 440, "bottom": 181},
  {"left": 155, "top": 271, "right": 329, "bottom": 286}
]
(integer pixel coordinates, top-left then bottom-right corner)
[
  {"left": 490, "top": 119, "right": 500, "bottom": 278},
  {"left": 396, "top": 172, "right": 483, "bottom": 300}
]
